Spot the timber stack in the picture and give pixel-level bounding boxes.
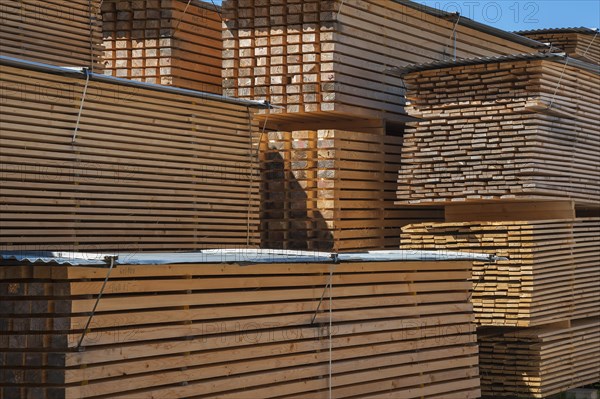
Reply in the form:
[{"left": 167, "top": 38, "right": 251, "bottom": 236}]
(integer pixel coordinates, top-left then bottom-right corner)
[
  {"left": 0, "top": 252, "right": 481, "bottom": 399},
  {"left": 222, "top": 0, "right": 542, "bottom": 251},
  {"left": 0, "top": 0, "right": 103, "bottom": 70},
  {"left": 394, "top": 52, "right": 600, "bottom": 397},
  {"left": 101, "top": 0, "right": 223, "bottom": 94},
  {"left": 1, "top": 0, "right": 599, "bottom": 398}
]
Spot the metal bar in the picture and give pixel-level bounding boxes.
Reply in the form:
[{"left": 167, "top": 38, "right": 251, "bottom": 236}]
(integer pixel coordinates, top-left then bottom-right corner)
[{"left": 0, "top": 56, "right": 270, "bottom": 109}]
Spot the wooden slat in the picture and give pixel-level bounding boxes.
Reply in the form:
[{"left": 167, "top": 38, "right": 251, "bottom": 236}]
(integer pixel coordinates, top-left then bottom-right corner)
[{"left": 0, "top": 259, "right": 480, "bottom": 399}]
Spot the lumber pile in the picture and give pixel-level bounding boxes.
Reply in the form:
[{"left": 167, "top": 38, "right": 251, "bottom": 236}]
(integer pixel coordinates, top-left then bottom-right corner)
[
  {"left": 222, "top": 0, "right": 539, "bottom": 123},
  {"left": 0, "top": 61, "right": 261, "bottom": 252},
  {"left": 262, "top": 129, "right": 443, "bottom": 251},
  {"left": 478, "top": 318, "right": 600, "bottom": 398},
  {"left": 101, "top": 0, "right": 223, "bottom": 94},
  {"left": 0, "top": 255, "right": 481, "bottom": 399},
  {"left": 0, "top": 0, "right": 103, "bottom": 70},
  {"left": 396, "top": 57, "right": 600, "bottom": 208},
  {"left": 517, "top": 28, "right": 600, "bottom": 64},
  {"left": 401, "top": 218, "right": 600, "bottom": 327}
]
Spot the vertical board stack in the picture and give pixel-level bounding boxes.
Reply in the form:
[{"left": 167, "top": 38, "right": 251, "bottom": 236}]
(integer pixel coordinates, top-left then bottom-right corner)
[
  {"left": 394, "top": 53, "right": 600, "bottom": 397},
  {"left": 262, "top": 128, "right": 443, "bottom": 251},
  {"left": 222, "top": 0, "right": 542, "bottom": 251},
  {"left": 0, "top": 253, "right": 481, "bottom": 399},
  {"left": 101, "top": 0, "right": 223, "bottom": 93},
  {"left": 0, "top": 0, "right": 103, "bottom": 71}
]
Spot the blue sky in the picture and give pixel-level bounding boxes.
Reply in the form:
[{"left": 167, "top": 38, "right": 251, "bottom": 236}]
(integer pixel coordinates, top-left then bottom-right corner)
[
  {"left": 412, "top": 1, "right": 600, "bottom": 32},
  {"left": 212, "top": 1, "right": 599, "bottom": 33}
]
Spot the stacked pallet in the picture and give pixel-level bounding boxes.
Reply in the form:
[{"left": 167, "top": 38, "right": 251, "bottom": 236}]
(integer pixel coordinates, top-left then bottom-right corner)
[
  {"left": 0, "top": 255, "right": 481, "bottom": 399},
  {"left": 478, "top": 318, "right": 600, "bottom": 398},
  {"left": 401, "top": 218, "right": 600, "bottom": 327},
  {"left": 262, "top": 128, "right": 443, "bottom": 251},
  {"left": 517, "top": 27, "right": 600, "bottom": 64},
  {"left": 222, "top": 0, "right": 540, "bottom": 124},
  {"left": 0, "top": 60, "right": 261, "bottom": 252},
  {"left": 102, "top": 0, "right": 223, "bottom": 94},
  {"left": 396, "top": 56, "right": 600, "bottom": 208},
  {"left": 0, "top": 0, "right": 103, "bottom": 70}
]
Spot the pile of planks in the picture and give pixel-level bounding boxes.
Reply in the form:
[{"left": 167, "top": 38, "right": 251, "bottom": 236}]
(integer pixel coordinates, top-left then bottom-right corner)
[
  {"left": 0, "top": 0, "right": 103, "bottom": 70},
  {"left": 0, "top": 60, "right": 261, "bottom": 253},
  {"left": 401, "top": 218, "right": 600, "bottom": 327},
  {"left": 102, "top": 0, "right": 223, "bottom": 94},
  {"left": 261, "top": 128, "right": 443, "bottom": 251},
  {"left": 396, "top": 57, "right": 600, "bottom": 208},
  {"left": 517, "top": 27, "right": 600, "bottom": 64},
  {"left": 222, "top": 0, "right": 539, "bottom": 124},
  {"left": 478, "top": 318, "right": 600, "bottom": 398},
  {"left": 0, "top": 256, "right": 481, "bottom": 399}
]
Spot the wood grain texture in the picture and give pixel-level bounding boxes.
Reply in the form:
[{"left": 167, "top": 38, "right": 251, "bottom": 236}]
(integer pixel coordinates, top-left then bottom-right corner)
[
  {"left": 0, "top": 0, "right": 104, "bottom": 71},
  {"left": 396, "top": 59, "right": 600, "bottom": 208},
  {"left": 221, "top": 0, "right": 538, "bottom": 122},
  {"left": 0, "top": 64, "right": 260, "bottom": 252},
  {"left": 401, "top": 218, "right": 600, "bottom": 327},
  {"left": 479, "top": 318, "right": 600, "bottom": 398},
  {"left": 101, "top": 0, "right": 223, "bottom": 94},
  {"left": 0, "top": 259, "right": 480, "bottom": 399}
]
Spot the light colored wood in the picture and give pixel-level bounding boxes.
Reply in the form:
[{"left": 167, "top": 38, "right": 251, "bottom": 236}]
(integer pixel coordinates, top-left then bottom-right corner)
[
  {"left": 221, "top": 0, "right": 538, "bottom": 122},
  {"left": 396, "top": 59, "right": 600, "bottom": 208},
  {"left": 101, "top": 0, "right": 223, "bottom": 93},
  {"left": 445, "top": 201, "right": 576, "bottom": 222},
  {"left": 0, "top": 63, "right": 260, "bottom": 251},
  {"left": 0, "top": 0, "right": 103, "bottom": 70},
  {"left": 0, "top": 259, "right": 479, "bottom": 399},
  {"left": 401, "top": 218, "right": 600, "bottom": 327},
  {"left": 478, "top": 317, "right": 600, "bottom": 398}
]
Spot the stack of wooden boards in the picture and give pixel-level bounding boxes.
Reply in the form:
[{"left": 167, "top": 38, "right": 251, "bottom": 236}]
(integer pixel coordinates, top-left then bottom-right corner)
[
  {"left": 0, "top": 0, "right": 103, "bottom": 70},
  {"left": 0, "top": 60, "right": 261, "bottom": 252},
  {"left": 101, "top": 0, "right": 223, "bottom": 94},
  {"left": 517, "top": 27, "right": 600, "bottom": 64},
  {"left": 401, "top": 218, "right": 600, "bottom": 327},
  {"left": 396, "top": 53, "right": 600, "bottom": 397},
  {"left": 261, "top": 128, "right": 443, "bottom": 251},
  {"left": 478, "top": 318, "right": 600, "bottom": 398},
  {"left": 0, "top": 255, "right": 481, "bottom": 399},
  {"left": 396, "top": 56, "right": 600, "bottom": 208},
  {"left": 222, "top": 0, "right": 539, "bottom": 124}
]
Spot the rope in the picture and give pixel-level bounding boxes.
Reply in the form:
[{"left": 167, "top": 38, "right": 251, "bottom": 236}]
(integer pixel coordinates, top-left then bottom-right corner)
[
  {"left": 72, "top": 70, "right": 91, "bottom": 144},
  {"left": 173, "top": 0, "right": 193, "bottom": 32},
  {"left": 582, "top": 29, "right": 599, "bottom": 57},
  {"left": 337, "top": 0, "right": 346, "bottom": 18},
  {"left": 76, "top": 256, "right": 117, "bottom": 349},
  {"left": 548, "top": 55, "right": 570, "bottom": 109},
  {"left": 209, "top": 0, "right": 224, "bottom": 22},
  {"left": 442, "top": 13, "right": 461, "bottom": 61}
]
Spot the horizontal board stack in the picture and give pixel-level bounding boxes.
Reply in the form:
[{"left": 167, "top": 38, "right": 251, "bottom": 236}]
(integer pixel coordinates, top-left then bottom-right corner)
[
  {"left": 102, "top": 0, "right": 223, "bottom": 94},
  {"left": 222, "top": 0, "right": 540, "bottom": 123},
  {"left": 0, "top": 0, "right": 103, "bottom": 70},
  {"left": 401, "top": 218, "right": 600, "bottom": 327},
  {"left": 0, "top": 255, "right": 481, "bottom": 399},
  {"left": 396, "top": 56, "right": 600, "bottom": 208},
  {"left": 517, "top": 27, "right": 600, "bottom": 64},
  {"left": 0, "top": 60, "right": 261, "bottom": 252},
  {"left": 262, "top": 128, "right": 443, "bottom": 251},
  {"left": 478, "top": 318, "right": 600, "bottom": 398}
]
